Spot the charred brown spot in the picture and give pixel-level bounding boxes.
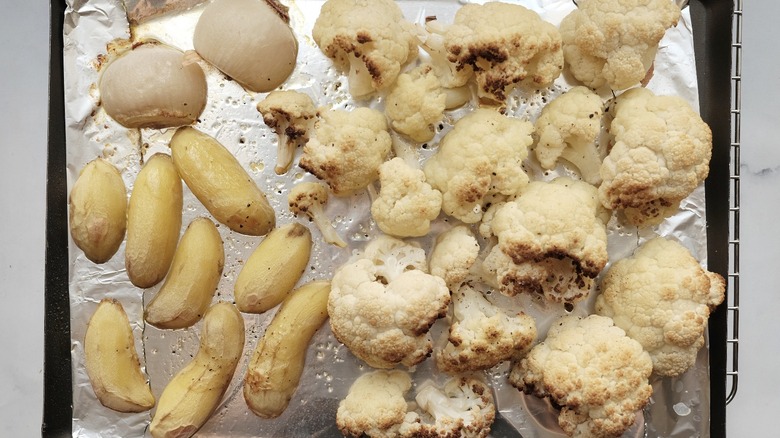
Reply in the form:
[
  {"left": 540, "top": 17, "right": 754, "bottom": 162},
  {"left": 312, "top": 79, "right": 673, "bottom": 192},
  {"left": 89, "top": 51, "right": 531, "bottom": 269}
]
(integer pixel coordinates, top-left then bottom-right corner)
[
  {"left": 356, "top": 31, "right": 372, "bottom": 44},
  {"left": 472, "top": 44, "right": 508, "bottom": 64},
  {"left": 364, "top": 57, "right": 383, "bottom": 82},
  {"left": 285, "top": 125, "right": 307, "bottom": 140}
]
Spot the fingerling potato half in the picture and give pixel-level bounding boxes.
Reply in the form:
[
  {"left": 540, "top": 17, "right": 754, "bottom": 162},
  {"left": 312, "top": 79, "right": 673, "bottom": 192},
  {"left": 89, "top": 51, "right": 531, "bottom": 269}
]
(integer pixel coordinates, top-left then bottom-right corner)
[
  {"left": 244, "top": 280, "right": 331, "bottom": 418},
  {"left": 170, "top": 126, "right": 275, "bottom": 236},
  {"left": 234, "top": 222, "right": 312, "bottom": 313},
  {"left": 84, "top": 299, "right": 155, "bottom": 413},
  {"left": 145, "top": 217, "right": 224, "bottom": 329},
  {"left": 126, "top": 153, "right": 183, "bottom": 288},
  {"left": 150, "top": 302, "right": 245, "bottom": 438},
  {"left": 69, "top": 158, "right": 127, "bottom": 264}
]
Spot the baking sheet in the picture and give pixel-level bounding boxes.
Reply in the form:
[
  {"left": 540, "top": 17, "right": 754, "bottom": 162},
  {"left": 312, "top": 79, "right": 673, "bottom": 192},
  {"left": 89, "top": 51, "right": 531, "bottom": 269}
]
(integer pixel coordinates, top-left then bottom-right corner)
[{"left": 45, "top": 0, "right": 733, "bottom": 437}]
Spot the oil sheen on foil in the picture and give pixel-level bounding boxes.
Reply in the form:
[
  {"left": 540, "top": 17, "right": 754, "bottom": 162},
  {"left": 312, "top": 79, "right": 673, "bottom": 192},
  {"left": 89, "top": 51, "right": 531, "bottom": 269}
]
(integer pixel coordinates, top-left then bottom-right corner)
[{"left": 63, "top": 0, "right": 712, "bottom": 436}]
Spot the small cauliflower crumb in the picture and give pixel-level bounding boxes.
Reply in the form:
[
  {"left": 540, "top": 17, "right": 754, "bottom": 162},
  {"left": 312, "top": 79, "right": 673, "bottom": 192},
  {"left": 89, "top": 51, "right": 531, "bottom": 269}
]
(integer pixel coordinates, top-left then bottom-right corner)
[
  {"left": 436, "top": 284, "right": 536, "bottom": 373},
  {"left": 481, "top": 177, "right": 610, "bottom": 304},
  {"left": 595, "top": 237, "right": 725, "bottom": 377},
  {"left": 299, "top": 107, "right": 392, "bottom": 196},
  {"left": 312, "top": 0, "right": 418, "bottom": 98},
  {"left": 560, "top": 0, "right": 681, "bottom": 90},
  {"left": 534, "top": 86, "right": 605, "bottom": 185},
  {"left": 423, "top": 108, "right": 533, "bottom": 224},
  {"left": 598, "top": 87, "right": 713, "bottom": 227},
  {"left": 510, "top": 314, "right": 653, "bottom": 438},
  {"left": 371, "top": 158, "right": 442, "bottom": 238},
  {"left": 385, "top": 64, "right": 448, "bottom": 143}
]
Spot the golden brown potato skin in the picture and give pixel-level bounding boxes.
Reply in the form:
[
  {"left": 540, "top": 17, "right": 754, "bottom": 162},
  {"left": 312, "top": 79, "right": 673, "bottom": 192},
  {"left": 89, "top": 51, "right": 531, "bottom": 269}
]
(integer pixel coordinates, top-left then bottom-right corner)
[
  {"left": 233, "top": 222, "right": 312, "bottom": 313},
  {"left": 244, "top": 281, "right": 330, "bottom": 418},
  {"left": 84, "top": 299, "right": 155, "bottom": 413},
  {"left": 170, "top": 126, "right": 275, "bottom": 236},
  {"left": 125, "top": 153, "right": 183, "bottom": 288},
  {"left": 149, "top": 302, "right": 245, "bottom": 438},
  {"left": 144, "top": 217, "right": 224, "bottom": 329},
  {"left": 69, "top": 158, "right": 127, "bottom": 264}
]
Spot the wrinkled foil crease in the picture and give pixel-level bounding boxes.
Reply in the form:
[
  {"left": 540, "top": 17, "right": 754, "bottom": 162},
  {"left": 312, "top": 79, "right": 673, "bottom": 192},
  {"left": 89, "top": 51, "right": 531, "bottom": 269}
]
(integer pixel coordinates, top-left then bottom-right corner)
[{"left": 63, "top": 0, "right": 712, "bottom": 437}]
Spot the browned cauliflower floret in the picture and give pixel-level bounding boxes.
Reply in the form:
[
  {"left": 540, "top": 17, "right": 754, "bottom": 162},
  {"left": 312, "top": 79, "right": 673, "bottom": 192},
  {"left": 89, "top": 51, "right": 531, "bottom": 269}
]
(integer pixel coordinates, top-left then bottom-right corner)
[
  {"left": 299, "top": 107, "right": 391, "bottom": 196},
  {"left": 534, "top": 86, "right": 605, "bottom": 185},
  {"left": 509, "top": 314, "right": 653, "bottom": 438},
  {"left": 256, "top": 90, "right": 317, "bottom": 175},
  {"left": 481, "top": 178, "right": 610, "bottom": 303},
  {"left": 371, "top": 157, "right": 442, "bottom": 238},
  {"left": 423, "top": 108, "right": 533, "bottom": 224},
  {"left": 384, "top": 64, "right": 448, "bottom": 143},
  {"left": 336, "top": 370, "right": 417, "bottom": 438},
  {"left": 337, "top": 372, "right": 495, "bottom": 438},
  {"left": 429, "top": 225, "right": 480, "bottom": 288},
  {"left": 287, "top": 181, "right": 347, "bottom": 247},
  {"left": 595, "top": 237, "right": 726, "bottom": 377},
  {"left": 560, "top": 0, "right": 681, "bottom": 90},
  {"left": 329, "top": 236, "right": 450, "bottom": 369},
  {"left": 598, "top": 87, "right": 713, "bottom": 227},
  {"left": 435, "top": 284, "right": 536, "bottom": 373},
  {"left": 427, "top": 2, "right": 563, "bottom": 103},
  {"left": 312, "top": 0, "right": 418, "bottom": 98},
  {"left": 403, "top": 377, "right": 496, "bottom": 438}
]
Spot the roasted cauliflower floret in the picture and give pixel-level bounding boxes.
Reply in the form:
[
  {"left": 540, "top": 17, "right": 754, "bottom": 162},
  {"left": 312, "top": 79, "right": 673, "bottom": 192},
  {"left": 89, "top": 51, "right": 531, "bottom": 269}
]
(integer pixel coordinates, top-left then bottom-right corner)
[
  {"left": 299, "top": 107, "right": 392, "bottom": 196},
  {"left": 288, "top": 181, "right": 347, "bottom": 247},
  {"left": 416, "top": 21, "right": 473, "bottom": 90},
  {"left": 423, "top": 108, "right": 533, "bottom": 224},
  {"left": 328, "top": 235, "right": 450, "bottom": 369},
  {"left": 481, "top": 178, "right": 610, "bottom": 303},
  {"left": 371, "top": 158, "right": 442, "bottom": 238},
  {"left": 509, "top": 314, "right": 653, "bottom": 438},
  {"left": 312, "top": 0, "right": 418, "bottom": 98},
  {"left": 534, "top": 86, "right": 605, "bottom": 185},
  {"left": 256, "top": 90, "right": 317, "bottom": 175},
  {"left": 336, "top": 372, "right": 495, "bottom": 438},
  {"left": 598, "top": 87, "right": 713, "bottom": 227},
  {"left": 560, "top": 0, "right": 681, "bottom": 90},
  {"left": 429, "top": 225, "right": 480, "bottom": 288},
  {"left": 405, "top": 377, "right": 496, "bottom": 438},
  {"left": 336, "top": 370, "right": 417, "bottom": 438},
  {"left": 385, "top": 64, "right": 447, "bottom": 143},
  {"left": 428, "top": 2, "right": 563, "bottom": 103},
  {"left": 595, "top": 237, "right": 725, "bottom": 377},
  {"left": 436, "top": 284, "right": 536, "bottom": 373}
]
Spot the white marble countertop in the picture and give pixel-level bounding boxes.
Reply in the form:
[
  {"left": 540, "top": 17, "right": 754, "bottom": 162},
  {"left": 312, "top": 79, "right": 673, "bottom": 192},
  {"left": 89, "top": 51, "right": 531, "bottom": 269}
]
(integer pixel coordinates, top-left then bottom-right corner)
[{"left": 0, "top": 1, "right": 776, "bottom": 436}]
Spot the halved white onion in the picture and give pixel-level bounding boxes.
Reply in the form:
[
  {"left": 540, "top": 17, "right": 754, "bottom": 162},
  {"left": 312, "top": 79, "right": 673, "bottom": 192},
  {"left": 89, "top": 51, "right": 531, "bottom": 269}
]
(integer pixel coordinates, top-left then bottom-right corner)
[
  {"left": 99, "top": 42, "right": 207, "bottom": 129},
  {"left": 193, "top": 0, "right": 298, "bottom": 93}
]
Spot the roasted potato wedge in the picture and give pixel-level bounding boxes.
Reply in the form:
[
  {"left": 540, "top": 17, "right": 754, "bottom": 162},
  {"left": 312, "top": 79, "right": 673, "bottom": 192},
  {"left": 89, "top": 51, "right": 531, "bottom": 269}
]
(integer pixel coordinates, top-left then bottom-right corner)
[
  {"left": 170, "top": 126, "right": 275, "bottom": 236},
  {"left": 145, "top": 217, "right": 224, "bottom": 329},
  {"left": 125, "top": 153, "right": 183, "bottom": 288},
  {"left": 149, "top": 302, "right": 245, "bottom": 438},
  {"left": 84, "top": 299, "right": 155, "bottom": 413},
  {"left": 69, "top": 158, "right": 127, "bottom": 264},
  {"left": 234, "top": 222, "right": 312, "bottom": 313},
  {"left": 244, "top": 280, "right": 330, "bottom": 418}
]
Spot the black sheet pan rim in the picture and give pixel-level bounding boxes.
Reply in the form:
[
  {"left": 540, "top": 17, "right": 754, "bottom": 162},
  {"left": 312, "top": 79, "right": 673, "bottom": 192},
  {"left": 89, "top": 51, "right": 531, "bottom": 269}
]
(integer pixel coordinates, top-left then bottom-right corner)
[{"left": 43, "top": 0, "right": 733, "bottom": 436}]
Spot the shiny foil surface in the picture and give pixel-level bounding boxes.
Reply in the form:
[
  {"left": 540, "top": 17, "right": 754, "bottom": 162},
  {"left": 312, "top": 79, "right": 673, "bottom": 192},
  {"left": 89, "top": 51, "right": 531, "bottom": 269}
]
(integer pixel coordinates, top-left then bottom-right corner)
[{"left": 63, "top": 1, "right": 712, "bottom": 436}]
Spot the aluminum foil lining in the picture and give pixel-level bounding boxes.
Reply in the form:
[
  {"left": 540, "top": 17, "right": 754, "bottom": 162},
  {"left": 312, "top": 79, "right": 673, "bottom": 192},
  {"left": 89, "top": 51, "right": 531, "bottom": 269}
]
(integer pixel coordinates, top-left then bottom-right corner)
[{"left": 63, "top": 0, "right": 713, "bottom": 437}]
